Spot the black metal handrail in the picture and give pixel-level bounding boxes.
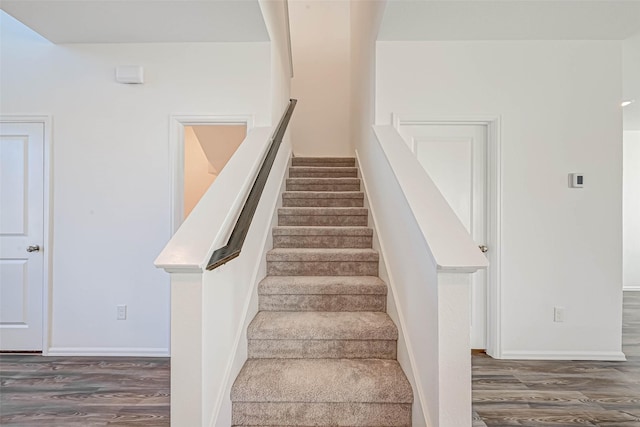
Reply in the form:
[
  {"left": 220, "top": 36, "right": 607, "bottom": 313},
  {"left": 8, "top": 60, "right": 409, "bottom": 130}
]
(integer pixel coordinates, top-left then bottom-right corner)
[{"left": 206, "top": 99, "right": 297, "bottom": 270}]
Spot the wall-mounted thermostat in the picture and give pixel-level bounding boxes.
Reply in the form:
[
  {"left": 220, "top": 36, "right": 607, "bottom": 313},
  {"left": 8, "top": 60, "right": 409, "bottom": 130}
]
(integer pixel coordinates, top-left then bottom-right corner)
[{"left": 569, "top": 173, "right": 584, "bottom": 188}]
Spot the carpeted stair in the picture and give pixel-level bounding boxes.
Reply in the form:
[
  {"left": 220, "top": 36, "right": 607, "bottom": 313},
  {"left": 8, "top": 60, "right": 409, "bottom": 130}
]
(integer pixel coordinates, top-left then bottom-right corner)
[{"left": 231, "top": 157, "right": 413, "bottom": 426}]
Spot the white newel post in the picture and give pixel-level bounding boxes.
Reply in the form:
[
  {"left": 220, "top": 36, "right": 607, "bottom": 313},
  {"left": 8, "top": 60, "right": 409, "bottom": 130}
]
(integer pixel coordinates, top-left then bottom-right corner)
[
  {"left": 169, "top": 270, "right": 205, "bottom": 427},
  {"left": 437, "top": 272, "right": 472, "bottom": 427}
]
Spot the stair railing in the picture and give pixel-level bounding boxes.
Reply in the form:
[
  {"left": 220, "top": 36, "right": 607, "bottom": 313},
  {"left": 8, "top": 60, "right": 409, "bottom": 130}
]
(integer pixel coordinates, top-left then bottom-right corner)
[{"left": 206, "top": 98, "right": 297, "bottom": 270}]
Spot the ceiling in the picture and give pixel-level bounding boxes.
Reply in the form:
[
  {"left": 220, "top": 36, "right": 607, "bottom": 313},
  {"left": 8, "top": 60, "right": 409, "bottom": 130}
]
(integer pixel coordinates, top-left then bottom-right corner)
[
  {"left": 0, "top": 0, "right": 269, "bottom": 43},
  {"left": 4, "top": 0, "right": 638, "bottom": 44},
  {"left": 379, "top": 0, "right": 640, "bottom": 41}
]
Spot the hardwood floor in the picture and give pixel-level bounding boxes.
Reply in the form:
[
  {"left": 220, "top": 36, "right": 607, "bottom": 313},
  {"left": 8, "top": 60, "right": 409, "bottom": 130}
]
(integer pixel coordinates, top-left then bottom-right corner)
[
  {"left": 1, "top": 293, "right": 638, "bottom": 426},
  {"left": 0, "top": 357, "right": 169, "bottom": 426},
  {"left": 473, "top": 292, "right": 640, "bottom": 426}
]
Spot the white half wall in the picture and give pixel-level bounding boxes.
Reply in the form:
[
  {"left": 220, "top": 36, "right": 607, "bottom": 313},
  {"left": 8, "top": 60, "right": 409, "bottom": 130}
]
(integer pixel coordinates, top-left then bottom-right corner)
[
  {"left": 376, "top": 40, "right": 624, "bottom": 359},
  {"left": 624, "top": 131, "right": 640, "bottom": 291},
  {"left": 289, "top": 0, "right": 352, "bottom": 156},
  {"left": 0, "top": 11, "right": 271, "bottom": 355}
]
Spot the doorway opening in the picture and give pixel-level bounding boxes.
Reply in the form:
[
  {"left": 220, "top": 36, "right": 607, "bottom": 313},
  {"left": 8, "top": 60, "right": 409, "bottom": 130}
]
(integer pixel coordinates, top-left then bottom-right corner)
[
  {"left": 183, "top": 124, "right": 247, "bottom": 219},
  {"left": 170, "top": 115, "right": 253, "bottom": 232}
]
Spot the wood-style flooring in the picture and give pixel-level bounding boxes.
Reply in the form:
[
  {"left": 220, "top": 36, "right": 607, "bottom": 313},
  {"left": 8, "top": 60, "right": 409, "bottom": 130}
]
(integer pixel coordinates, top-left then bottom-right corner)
[
  {"left": 1, "top": 293, "right": 638, "bottom": 426},
  {"left": 473, "top": 291, "right": 640, "bottom": 426},
  {"left": 0, "top": 357, "right": 169, "bottom": 426}
]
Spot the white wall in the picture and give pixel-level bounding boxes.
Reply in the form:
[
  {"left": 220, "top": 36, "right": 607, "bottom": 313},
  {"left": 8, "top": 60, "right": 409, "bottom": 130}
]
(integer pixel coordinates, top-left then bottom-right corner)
[
  {"left": 377, "top": 40, "right": 624, "bottom": 359},
  {"left": 623, "top": 32, "right": 640, "bottom": 131},
  {"left": 289, "top": 0, "right": 352, "bottom": 156},
  {"left": 0, "top": 11, "right": 271, "bottom": 355},
  {"left": 357, "top": 142, "right": 438, "bottom": 427},
  {"left": 350, "top": 0, "right": 386, "bottom": 153},
  {"left": 623, "top": 33, "right": 640, "bottom": 292},
  {"left": 624, "top": 131, "right": 640, "bottom": 290},
  {"left": 259, "top": 0, "right": 293, "bottom": 124}
]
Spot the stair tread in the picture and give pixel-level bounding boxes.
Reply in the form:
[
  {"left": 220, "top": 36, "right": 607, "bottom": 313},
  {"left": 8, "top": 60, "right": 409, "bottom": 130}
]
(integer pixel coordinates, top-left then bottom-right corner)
[
  {"left": 248, "top": 311, "right": 397, "bottom": 340},
  {"left": 287, "top": 177, "right": 359, "bottom": 182},
  {"left": 292, "top": 157, "right": 356, "bottom": 162},
  {"left": 259, "top": 276, "right": 386, "bottom": 295},
  {"left": 290, "top": 166, "right": 357, "bottom": 172},
  {"left": 267, "top": 248, "right": 378, "bottom": 262},
  {"left": 231, "top": 358, "right": 413, "bottom": 403},
  {"left": 279, "top": 207, "right": 367, "bottom": 215},
  {"left": 282, "top": 191, "right": 364, "bottom": 199},
  {"left": 273, "top": 226, "right": 372, "bottom": 236},
  {"left": 286, "top": 178, "right": 360, "bottom": 192},
  {"left": 293, "top": 156, "right": 356, "bottom": 159}
]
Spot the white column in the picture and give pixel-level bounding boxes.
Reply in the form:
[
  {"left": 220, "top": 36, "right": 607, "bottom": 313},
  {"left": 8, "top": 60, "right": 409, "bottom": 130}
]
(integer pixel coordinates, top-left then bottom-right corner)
[
  {"left": 170, "top": 272, "right": 204, "bottom": 427},
  {"left": 438, "top": 272, "right": 472, "bottom": 427}
]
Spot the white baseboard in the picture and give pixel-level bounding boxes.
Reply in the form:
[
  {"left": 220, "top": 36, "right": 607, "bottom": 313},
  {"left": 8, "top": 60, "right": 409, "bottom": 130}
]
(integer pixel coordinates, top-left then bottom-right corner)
[
  {"left": 499, "top": 350, "right": 627, "bottom": 361},
  {"left": 623, "top": 286, "right": 640, "bottom": 292},
  {"left": 46, "top": 347, "right": 169, "bottom": 357}
]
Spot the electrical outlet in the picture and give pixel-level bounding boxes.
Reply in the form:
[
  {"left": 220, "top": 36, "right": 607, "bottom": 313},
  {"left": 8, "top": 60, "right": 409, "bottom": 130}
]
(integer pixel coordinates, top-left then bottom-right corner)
[
  {"left": 117, "top": 304, "right": 127, "bottom": 320},
  {"left": 554, "top": 306, "right": 565, "bottom": 323}
]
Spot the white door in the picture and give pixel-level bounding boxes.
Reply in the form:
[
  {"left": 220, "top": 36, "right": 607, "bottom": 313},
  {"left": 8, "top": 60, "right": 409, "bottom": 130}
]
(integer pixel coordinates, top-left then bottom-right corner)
[
  {"left": 398, "top": 123, "right": 488, "bottom": 349},
  {"left": 0, "top": 122, "right": 45, "bottom": 351}
]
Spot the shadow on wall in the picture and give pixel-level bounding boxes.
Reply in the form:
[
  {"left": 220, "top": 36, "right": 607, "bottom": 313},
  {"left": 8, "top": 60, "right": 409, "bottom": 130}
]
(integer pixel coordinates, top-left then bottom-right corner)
[{"left": 184, "top": 124, "right": 247, "bottom": 218}]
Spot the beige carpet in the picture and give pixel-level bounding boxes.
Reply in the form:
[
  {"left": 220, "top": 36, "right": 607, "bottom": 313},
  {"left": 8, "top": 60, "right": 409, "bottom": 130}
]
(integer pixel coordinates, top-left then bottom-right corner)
[{"left": 231, "top": 157, "right": 413, "bottom": 426}]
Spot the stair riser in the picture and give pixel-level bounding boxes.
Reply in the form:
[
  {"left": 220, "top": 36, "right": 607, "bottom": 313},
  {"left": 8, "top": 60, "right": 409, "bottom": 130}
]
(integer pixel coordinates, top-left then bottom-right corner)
[
  {"left": 282, "top": 197, "right": 364, "bottom": 207},
  {"left": 292, "top": 159, "right": 356, "bottom": 167},
  {"left": 289, "top": 162, "right": 356, "bottom": 168},
  {"left": 248, "top": 339, "right": 396, "bottom": 359},
  {"left": 259, "top": 294, "right": 386, "bottom": 312},
  {"left": 287, "top": 183, "right": 360, "bottom": 192},
  {"left": 273, "top": 235, "right": 372, "bottom": 249},
  {"left": 267, "top": 261, "right": 378, "bottom": 276},
  {"left": 258, "top": 276, "right": 388, "bottom": 297},
  {"left": 233, "top": 402, "right": 411, "bottom": 426},
  {"left": 278, "top": 215, "right": 367, "bottom": 227},
  {"left": 290, "top": 169, "right": 357, "bottom": 178}
]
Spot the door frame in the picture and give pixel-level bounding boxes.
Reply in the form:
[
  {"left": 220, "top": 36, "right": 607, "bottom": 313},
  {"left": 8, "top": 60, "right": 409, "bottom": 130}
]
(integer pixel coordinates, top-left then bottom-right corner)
[
  {"left": 0, "top": 115, "right": 52, "bottom": 354},
  {"left": 392, "top": 113, "right": 503, "bottom": 358},
  {"left": 169, "top": 115, "right": 254, "bottom": 233}
]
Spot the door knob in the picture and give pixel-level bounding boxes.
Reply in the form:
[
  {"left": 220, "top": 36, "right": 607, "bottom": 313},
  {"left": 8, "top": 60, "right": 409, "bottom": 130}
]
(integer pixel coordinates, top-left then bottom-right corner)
[
  {"left": 478, "top": 245, "right": 488, "bottom": 253},
  {"left": 27, "top": 245, "right": 40, "bottom": 253}
]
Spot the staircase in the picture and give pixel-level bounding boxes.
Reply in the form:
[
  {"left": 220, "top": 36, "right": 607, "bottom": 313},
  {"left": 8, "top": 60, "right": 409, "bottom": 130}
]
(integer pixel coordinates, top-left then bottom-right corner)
[{"left": 231, "top": 157, "right": 413, "bottom": 426}]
